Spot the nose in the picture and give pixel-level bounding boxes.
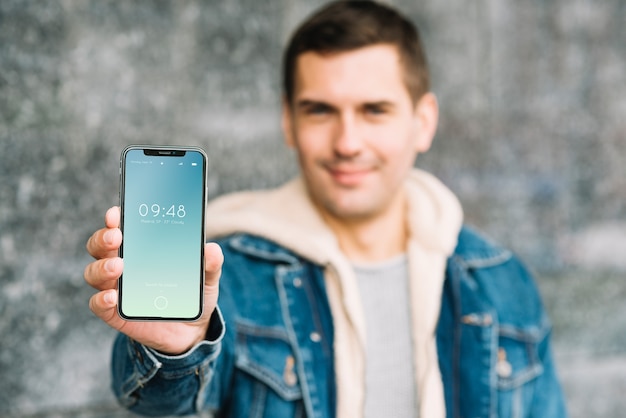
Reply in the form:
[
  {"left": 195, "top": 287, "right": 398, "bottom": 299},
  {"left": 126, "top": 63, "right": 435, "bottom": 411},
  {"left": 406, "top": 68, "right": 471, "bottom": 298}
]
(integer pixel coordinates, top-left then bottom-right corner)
[{"left": 333, "top": 112, "right": 362, "bottom": 158}]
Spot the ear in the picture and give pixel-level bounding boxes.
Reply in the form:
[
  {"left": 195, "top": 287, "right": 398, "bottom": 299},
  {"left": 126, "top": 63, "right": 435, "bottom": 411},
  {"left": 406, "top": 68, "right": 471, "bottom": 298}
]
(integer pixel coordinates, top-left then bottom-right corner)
[
  {"left": 281, "top": 97, "right": 296, "bottom": 148},
  {"left": 412, "top": 92, "right": 439, "bottom": 153}
]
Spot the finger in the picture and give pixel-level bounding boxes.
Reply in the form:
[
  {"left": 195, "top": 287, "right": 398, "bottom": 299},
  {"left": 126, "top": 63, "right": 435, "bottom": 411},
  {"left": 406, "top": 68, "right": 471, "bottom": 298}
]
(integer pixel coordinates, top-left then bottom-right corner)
[
  {"left": 84, "top": 257, "right": 124, "bottom": 291},
  {"left": 89, "top": 289, "right": 122, "bottom": 325},
  {"left": 104, "top": 206, "right": 121, "bottom": 229},
  {"left": 86, "top": 207, "right": 122, "bottom": 260},
  {"left": 86, "top": 226, "right": 122, "bottom": 260}
]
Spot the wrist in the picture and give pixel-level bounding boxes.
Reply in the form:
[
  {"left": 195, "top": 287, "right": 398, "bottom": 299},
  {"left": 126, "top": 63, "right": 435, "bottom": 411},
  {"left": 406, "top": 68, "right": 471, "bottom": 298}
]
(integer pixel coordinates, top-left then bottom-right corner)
[{"left": 154, "top": 307, "right": 224, "bottom": 356}]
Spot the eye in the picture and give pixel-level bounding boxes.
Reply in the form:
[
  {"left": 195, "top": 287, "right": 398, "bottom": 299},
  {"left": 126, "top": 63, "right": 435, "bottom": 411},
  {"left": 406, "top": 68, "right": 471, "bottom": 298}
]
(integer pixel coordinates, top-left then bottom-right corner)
[
  {"left": 305, "top": 103, "right": 333, "bottom": 115},
  {"left": 363, "top": 103, "right": 388, "bottom": 115}
]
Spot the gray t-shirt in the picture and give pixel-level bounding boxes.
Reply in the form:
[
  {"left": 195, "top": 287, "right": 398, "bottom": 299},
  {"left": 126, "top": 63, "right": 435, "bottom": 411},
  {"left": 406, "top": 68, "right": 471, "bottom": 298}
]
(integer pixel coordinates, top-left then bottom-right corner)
[{"left": 353, "top": 254, "right": 417, "bottom": 418}]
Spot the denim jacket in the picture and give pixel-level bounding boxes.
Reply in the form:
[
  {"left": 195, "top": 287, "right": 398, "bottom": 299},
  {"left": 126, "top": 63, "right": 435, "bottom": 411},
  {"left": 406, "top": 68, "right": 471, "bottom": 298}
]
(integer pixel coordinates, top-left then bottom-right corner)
[{"left": 111, "top": 226, "right": 567, "bottom": 417}]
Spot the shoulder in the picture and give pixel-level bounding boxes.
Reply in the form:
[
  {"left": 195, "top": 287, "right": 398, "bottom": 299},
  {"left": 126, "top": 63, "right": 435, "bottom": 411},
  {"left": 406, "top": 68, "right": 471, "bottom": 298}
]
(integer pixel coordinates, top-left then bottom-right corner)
[
  {"left": 453, "top": 225, "right": 513, "bottom": 268},
  {"left": 451, "top": 225, "right": 533, "bottom": 285},
  {"left": 449, "top": 225, "right": 549, "bottom": 330}
]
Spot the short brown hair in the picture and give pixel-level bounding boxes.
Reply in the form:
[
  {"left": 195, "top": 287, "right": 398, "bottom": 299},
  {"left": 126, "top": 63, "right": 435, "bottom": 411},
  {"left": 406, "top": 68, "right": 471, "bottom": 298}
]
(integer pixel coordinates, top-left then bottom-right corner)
[{"left": 282, "top": 0, "right": 430, "bottom": 105}]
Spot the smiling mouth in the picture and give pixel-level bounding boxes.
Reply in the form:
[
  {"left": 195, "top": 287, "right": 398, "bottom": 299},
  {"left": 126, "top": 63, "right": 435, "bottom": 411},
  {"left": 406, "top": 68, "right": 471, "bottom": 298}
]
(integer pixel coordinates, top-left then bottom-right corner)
[{"left": 324, "top": 164, "right": 374, "bottom": 186}]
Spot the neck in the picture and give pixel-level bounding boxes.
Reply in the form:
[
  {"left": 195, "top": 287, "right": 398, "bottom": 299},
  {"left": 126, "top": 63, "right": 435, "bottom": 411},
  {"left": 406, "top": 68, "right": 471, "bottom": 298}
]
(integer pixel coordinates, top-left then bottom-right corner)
[{"left": 319, "top": 196, "right": 408, "bottom": 263}]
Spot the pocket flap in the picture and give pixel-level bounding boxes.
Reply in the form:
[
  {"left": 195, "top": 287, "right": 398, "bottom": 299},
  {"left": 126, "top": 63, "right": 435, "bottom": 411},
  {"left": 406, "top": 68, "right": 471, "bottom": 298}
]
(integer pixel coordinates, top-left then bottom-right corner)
[{"left": 496, "top": 323, "right": 549, "bottom": 390}]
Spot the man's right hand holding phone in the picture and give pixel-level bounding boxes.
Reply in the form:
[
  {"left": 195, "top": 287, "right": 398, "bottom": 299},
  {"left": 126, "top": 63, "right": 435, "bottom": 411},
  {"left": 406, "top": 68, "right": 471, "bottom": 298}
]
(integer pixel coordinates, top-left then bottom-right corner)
[{"left": 84, "top": 206, "right": 223, "bottom": 355}]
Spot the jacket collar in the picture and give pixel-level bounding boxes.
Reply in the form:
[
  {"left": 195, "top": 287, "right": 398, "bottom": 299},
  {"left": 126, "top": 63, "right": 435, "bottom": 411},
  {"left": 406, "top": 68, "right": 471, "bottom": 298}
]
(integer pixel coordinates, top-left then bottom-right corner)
[
  {"left": 221, "top": 226, "right": 513, "bottom": 271},
  {"left": 227, "top": 234, "right": 301, "bottom": 265},
  {"left": 452, "top": 226, "right": 512, "bottom": 268}
]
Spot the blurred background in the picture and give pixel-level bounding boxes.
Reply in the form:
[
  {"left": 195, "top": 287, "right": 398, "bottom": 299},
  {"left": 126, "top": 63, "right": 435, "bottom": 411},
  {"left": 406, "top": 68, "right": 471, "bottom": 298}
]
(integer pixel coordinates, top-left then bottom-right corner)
[{"left": 1, "top": 0, "right": 625, "bottom": 416}]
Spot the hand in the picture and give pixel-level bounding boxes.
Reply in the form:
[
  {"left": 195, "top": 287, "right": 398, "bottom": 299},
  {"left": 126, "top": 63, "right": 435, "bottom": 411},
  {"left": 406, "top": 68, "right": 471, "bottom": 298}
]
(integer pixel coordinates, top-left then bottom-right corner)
[{"left": 84, "top": 206, "right": 223, "bottom": 355}]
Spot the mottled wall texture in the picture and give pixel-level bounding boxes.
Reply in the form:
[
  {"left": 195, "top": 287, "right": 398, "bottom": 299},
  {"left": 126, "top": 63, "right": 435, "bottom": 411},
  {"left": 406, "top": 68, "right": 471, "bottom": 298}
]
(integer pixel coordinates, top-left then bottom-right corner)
[{"left": 1, "top": 0, "right": 625, "bottom": 416}]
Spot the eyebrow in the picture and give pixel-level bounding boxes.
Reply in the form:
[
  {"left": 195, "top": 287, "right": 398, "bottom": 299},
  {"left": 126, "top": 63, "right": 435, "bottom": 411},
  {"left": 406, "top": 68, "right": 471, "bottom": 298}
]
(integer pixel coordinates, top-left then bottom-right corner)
[
  {"left": 362, "top": 100, "right": 395, "bottom": 110},
  {"left": 295, "top": 99, "right": 335, "bottom": 110},
  {"left": 295, "top": 99, "right": 396, "bottom": 110}
]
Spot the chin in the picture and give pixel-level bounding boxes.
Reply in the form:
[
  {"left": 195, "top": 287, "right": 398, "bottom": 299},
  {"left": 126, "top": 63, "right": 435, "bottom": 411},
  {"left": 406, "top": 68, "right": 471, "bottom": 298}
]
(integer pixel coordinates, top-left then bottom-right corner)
[{"left": 322, "top": 196, "right": 384, "bottom": 221}]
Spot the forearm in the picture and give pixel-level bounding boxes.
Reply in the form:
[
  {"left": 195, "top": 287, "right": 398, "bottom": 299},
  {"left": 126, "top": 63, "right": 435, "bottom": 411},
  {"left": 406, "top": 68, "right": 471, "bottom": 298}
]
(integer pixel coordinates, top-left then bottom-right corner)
[{"left": 111, "top": 308, "right": 225, "bottom": 416}]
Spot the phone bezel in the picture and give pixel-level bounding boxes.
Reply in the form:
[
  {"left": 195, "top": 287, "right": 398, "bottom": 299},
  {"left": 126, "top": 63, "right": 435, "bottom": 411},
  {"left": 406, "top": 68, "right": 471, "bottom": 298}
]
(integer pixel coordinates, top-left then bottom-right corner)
[{"left": 117, "top": 144, "right": 207, "bottom": 322}]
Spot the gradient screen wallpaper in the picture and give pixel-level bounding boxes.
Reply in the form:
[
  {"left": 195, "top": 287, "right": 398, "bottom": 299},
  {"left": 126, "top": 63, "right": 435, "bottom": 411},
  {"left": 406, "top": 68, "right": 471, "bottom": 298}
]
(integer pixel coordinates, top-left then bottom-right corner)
[{"left": 119, "top": 147, "right": 206, "bottom": 320}]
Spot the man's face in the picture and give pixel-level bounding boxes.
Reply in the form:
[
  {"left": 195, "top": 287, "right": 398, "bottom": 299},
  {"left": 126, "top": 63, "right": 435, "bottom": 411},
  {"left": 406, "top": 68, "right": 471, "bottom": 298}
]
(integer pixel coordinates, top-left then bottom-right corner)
[{"left": 282, "top": 44, "right": 437, "bottom": 222}]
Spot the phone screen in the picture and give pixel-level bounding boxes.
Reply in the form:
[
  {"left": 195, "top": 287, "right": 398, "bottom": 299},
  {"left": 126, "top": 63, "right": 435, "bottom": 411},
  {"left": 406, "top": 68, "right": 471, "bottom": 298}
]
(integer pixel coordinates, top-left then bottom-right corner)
[{"left": 118, "top": 146, "right": 207, "bottom": 321}]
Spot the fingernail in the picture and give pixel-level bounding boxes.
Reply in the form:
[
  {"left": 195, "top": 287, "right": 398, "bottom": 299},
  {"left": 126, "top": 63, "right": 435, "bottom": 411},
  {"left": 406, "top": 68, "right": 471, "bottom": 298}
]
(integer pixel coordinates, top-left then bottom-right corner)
[
  {"left": 104, "top": 258, "right": 118, "bottom": 273},
  {"left": 103, "top": 230, "right": 113, "bottom": 245},
  {"left": 104, "top": 291, "right": 117, "bottom": 305}
]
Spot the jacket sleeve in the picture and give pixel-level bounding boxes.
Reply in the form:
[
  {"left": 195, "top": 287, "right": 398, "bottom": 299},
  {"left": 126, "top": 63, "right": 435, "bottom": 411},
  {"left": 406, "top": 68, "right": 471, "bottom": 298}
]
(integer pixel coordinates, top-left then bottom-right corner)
[
  {"left": 497, "top": 255, "right": 569, "bottom": 417},
  {"left": 530, "top": 326, "right": 569, "bottom": 417},
  {"left": 110, "top": 307, "right": 225, "bottom": 416},
  {"left": 496, "top": 255, "right": 569, "bottom": 417}
]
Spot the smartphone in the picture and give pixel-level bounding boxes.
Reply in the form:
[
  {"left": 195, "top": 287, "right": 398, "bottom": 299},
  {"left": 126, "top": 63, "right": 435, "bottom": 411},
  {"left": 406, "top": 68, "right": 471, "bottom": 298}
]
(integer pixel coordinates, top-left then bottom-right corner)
[{"left": 118, "top": 145, "right": 207, "bottom": 321}]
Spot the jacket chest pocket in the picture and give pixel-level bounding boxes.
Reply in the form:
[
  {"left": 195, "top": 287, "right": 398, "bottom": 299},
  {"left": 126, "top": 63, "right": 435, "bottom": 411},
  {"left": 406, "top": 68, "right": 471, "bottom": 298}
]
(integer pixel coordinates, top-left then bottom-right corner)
[
  {"left": 495, "top": 325, "right": 546, "bottom": 418},
  {"left": 459, "top": 313, "right": 546, "bottom": 418},
  {"left": 232, "top": 321, "right": 305, "bottom": 418},
  {"left": 496, "top": 329, "right": 544, "bottom": 389}
]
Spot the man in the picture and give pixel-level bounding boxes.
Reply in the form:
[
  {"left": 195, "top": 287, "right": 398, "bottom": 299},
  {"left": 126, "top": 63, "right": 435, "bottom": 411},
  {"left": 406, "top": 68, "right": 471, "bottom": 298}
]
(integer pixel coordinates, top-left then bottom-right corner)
[{"left": 85, "top": 1, "right": 568, "bottom": 417}]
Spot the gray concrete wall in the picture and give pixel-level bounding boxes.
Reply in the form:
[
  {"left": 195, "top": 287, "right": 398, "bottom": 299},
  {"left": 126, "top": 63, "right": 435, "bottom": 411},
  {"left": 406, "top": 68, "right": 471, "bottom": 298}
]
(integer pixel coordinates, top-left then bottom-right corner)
[{"left": 0, "top": 0, "right": 624, "bottom": 416}]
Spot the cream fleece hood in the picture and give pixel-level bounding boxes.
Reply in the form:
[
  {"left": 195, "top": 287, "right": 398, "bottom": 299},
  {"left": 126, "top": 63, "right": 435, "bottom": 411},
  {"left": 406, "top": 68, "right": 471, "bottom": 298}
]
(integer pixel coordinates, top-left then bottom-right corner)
[{"left": 205, "top": 168, "right": 463, "bottom": 418}]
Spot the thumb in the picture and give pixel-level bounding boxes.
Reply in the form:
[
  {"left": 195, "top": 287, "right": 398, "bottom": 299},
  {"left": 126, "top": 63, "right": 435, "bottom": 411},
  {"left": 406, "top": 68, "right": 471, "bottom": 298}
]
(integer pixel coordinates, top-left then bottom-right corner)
[
  {"left": 202, "top": 242, "right": 223, "bottom": 316},
  {"left": 204, "top": 242, "right": 224, "bottom": 286}
]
